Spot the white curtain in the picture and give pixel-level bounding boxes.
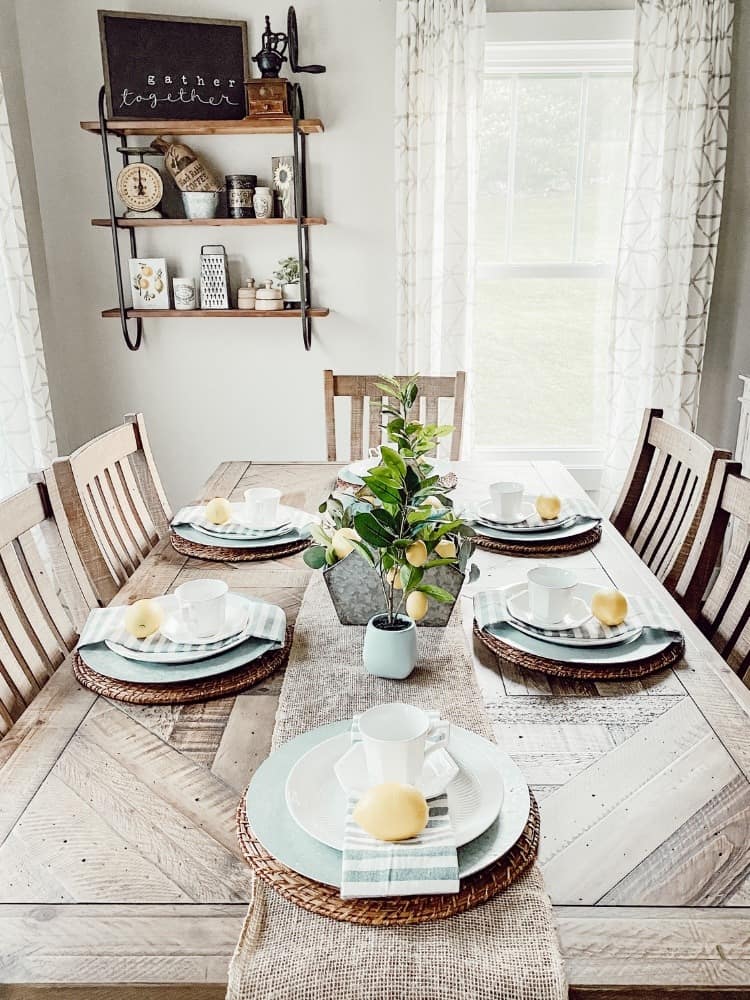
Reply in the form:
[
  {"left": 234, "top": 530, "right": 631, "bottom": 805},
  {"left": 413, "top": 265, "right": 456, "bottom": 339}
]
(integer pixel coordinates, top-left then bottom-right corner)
[
  {"left": 0, "top": 73, "right": 55, "bottom": 499},
  {"left": 600, "top": 0, "right": 734, "bottom": 510},
  {"left": 394, "top": 0, "right": 485, "bottom": 417}
]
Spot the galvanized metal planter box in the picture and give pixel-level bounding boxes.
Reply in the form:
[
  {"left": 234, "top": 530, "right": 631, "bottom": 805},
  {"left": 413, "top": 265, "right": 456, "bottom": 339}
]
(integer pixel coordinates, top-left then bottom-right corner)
[{"left": 323, "top": 552, "right": 465, "bottom": 626}]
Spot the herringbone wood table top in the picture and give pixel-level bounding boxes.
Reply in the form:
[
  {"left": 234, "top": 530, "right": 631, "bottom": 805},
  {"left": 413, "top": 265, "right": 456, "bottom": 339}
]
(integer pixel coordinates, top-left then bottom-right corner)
[{"left": 1, "top": 461, "right": 749, "bottom": 999}]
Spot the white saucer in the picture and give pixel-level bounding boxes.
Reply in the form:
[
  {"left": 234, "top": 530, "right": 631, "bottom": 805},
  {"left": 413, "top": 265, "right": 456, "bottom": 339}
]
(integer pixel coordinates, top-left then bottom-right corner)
[
  {"left": 478, "top": 499, "right": 535, "bottom": 526},
  {"left": 159, "top": 593, "right": 250, "bottom": 645},
  {"left": 285, "top": 728, "right": 505, "bottom": 851},
  {"left": 334, "top": 742, "right": 460, "bottom": 800},
  {"left": 507, "top": 589, "right": 592, "bottom": 631}
]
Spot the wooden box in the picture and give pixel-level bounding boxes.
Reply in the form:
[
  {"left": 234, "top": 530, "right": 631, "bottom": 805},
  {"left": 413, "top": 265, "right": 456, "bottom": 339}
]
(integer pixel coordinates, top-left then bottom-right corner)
[{"left": 245, "top": 78, "right": 290, "bottom": 117}]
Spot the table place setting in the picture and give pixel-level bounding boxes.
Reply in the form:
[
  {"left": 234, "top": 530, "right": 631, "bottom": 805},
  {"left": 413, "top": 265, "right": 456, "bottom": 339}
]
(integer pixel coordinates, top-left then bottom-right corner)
[
  {"left": 169, "top": 485, "right": 317, "bottom": 561},
  {"left": 474, "top": 565, "right": 685, "bottom": 680},
  {"left": 466, "top": 480, "right": 603, "bottom": 557},
  {"left": 72, "top": 578, "right": 291, "bottom": 704}
]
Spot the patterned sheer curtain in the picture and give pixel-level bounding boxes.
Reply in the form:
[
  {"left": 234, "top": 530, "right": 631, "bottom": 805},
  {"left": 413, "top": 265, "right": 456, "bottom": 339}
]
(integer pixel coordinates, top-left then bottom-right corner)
[
  {"left": 600, "top": 0, "right": 734, "bottom": 510},
  {"left": 0, "top": 72, "right": 55, "bottom": 500},
  {"left": 394, "top": 0, "right": 485, "bottom": 446}
]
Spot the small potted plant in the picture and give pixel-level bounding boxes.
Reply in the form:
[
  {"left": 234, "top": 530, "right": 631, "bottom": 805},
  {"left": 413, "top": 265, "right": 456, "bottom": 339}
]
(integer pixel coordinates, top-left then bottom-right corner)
[
  {"left": 274, "top": 256, "right": 301, "bottom": 309},
  {"left": 304, "top": 376, "right": 475, "bottom": 679}
]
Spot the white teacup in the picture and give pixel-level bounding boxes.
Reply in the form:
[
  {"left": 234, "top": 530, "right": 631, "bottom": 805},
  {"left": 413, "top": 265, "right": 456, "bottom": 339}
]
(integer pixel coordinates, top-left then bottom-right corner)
[
  {"left": 358, "top": 703, "right": 450, "bottom": 786},
  {"left": 175, "top": 579, "right": 228, "bottom": 638},
  {"left": 527, "top": 566, "right": 577, "bottom": 624},
  {"left": 489, "top": 481, "right": 524, "bottom": 521},
  {"left": 244, "top": 487, "right": 281, "bottom": 528}
]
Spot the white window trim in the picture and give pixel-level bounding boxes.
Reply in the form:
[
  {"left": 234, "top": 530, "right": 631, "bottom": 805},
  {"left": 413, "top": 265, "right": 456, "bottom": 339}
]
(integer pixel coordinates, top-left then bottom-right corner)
[{"left": 475, "top": 10, "right": 634, "bottom": 487}]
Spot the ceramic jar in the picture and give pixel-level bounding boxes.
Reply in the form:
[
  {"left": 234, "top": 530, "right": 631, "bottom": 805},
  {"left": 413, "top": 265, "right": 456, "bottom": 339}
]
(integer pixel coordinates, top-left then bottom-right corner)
[
  {"left": 362, "top": 614, "right": 417, "bottom": 680},
  {"left": 172, "top": 276, "right": 196, "bottom": 310},
  {"left": 255, "top": 280, "right": 283, "bottom": 311},
  {"left": 237, "top": 279, "right": 257, "bottom": 310},
  {"left": 252, "top": 186, "right": 273, "bottom": 219}
]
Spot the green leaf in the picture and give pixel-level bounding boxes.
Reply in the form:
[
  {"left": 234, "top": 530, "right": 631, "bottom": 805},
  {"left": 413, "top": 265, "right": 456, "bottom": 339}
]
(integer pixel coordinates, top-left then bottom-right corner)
[
  {"left": 309, "top": 523, "right": 331, "bottom": 547},
  {"left": 371, "top": 507, "right": 398, "bottom": 532},
  {"left": 349, "top": 538, "right": 376, "bottom": 567},
  {"left": 380, "top": 446, "right": 406, "bottom": 478},
  {"left": 324, "top": 545, "right": 337, "bottom": 566},
  {"left": 423, "top": 557, "right": 458, "bottom": 569},
  {"left": 302, "top": 545, "right": 327, "bottom": 569},
  {"left": 416, "top": 584, "right": 454, "bottom": 603},
  {"left": 406, "top": 507, "right": 432, "bottom": 525},
  {"left": 364, "top": 479, "right": 402, "bottom": 507},
  {"left": 353, "top": 511, "right": 394, "bottom": 548},
  {"left": 400, "top": 564, "right": 423, "bottom": 591}
]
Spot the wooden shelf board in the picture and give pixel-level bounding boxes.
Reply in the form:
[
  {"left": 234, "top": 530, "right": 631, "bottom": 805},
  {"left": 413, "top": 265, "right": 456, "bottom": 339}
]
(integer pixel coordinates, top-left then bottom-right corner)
[
  {"left": 91, "top": 216, "right": 326, "bottom": 228},
  {"left": 81, "top": 117, "right": 324, "bottom": 136},
  {"left": 102, "top": 307, "right": 329, "bottom": 319}
]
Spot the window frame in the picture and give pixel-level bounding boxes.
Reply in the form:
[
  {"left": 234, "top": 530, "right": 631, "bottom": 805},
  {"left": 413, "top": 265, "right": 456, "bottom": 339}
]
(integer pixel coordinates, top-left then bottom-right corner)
[{"left": 475, "top": 11, "right": 634, "bottom": 482}]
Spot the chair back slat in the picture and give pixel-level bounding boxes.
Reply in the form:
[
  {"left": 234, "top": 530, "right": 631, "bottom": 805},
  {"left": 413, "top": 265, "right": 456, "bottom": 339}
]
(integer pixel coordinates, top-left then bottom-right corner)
[
  {"left": 324, "top": 372, "right": 467, "bottom": 462},
  {"left": 0, "top": 480, "right": 96, "bottom": 737},
  {"left": 48, "top": 414, "right": 171, "bottom": 605},
  {"left": 611, "top": 409, "right": 730, "bottom": 594}
]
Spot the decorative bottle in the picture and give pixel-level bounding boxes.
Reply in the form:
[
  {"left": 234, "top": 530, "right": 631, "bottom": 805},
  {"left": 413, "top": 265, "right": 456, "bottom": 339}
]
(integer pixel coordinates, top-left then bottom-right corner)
[{"left": 150, "top": 137, "right": 221, "bottom": 192}]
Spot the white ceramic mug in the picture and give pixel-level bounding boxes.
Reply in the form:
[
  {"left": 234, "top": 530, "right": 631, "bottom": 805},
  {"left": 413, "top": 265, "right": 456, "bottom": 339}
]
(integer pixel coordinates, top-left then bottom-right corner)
[
  {"left": 358, "top": 703, "right": 450, "bottom": 786},
  {"left": 527, "top": 566, "right": 577, "bottom": 624},
  {"left": 244, "top": 487, "right": 281, "bottom": 528},
  {"left": 173, "top": 276, "right": 196, "bottom": 310},
  {"left": 489, "top": 481, "right": 524, "bottom": 521},
  {"left": 175, "top": 579, "right": 228, "bottom": 638}
]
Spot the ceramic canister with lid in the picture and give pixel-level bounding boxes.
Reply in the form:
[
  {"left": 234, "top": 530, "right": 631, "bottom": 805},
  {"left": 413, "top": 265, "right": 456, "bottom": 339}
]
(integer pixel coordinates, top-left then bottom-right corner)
[
  {"left": 237, "top": 279, "right": 257, "bottom": 310},
  {"left": 225, "top": 174, "right": 257, "bottom": 219},
  {"left": 255, "top": 281, "right": 283, "bottom": 311}
]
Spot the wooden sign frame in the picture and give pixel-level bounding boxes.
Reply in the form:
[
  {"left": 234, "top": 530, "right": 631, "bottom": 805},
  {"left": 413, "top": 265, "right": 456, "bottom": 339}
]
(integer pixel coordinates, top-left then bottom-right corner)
[{"left": 98, "top": 10, "right": 250, "bottom": 121}]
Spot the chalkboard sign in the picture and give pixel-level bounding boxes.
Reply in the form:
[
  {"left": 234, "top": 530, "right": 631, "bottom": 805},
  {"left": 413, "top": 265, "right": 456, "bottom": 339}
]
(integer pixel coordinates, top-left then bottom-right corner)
[{"left": 98, "top": 10, "right": 249, "bottom": 120}]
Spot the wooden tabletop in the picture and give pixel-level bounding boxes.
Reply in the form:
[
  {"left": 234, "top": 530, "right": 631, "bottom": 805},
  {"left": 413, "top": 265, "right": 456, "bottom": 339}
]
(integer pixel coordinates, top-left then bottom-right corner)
[{"left": 1, "top": 461, "right": 749, "bottom": 999}]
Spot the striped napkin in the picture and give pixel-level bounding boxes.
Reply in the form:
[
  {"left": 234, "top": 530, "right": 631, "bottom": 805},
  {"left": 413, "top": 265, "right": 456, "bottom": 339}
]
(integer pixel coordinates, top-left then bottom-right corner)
[
  {"left": 340, "top": 712, "right": 460, "bottom": 899},
  {"left": 76, "top": 596, "right": 286, "bottom": 656},
  {"left": 474, "top": 586, "right": 681, "bottom": 644},
  {"left": 476, "top": 495, "right": 601, "bottom": 530},
  {"left": 171, "top": 503, "right": 315, "bottom": 540}
]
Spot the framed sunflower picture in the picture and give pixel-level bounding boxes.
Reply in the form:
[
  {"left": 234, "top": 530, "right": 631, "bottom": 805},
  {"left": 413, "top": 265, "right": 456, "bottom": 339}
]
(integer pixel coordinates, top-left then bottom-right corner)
[
  {"left": 129, "top": 258, "right": 170, "bottom": 309},
  {"left": 271, "top": 156, "right": 297, "bottom": 219}
]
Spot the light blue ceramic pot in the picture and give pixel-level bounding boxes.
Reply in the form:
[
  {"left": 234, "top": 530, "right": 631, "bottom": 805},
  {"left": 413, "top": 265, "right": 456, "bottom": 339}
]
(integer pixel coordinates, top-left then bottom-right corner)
[{"left": 362, "top": 614, "right": 417, "bottom": 679}]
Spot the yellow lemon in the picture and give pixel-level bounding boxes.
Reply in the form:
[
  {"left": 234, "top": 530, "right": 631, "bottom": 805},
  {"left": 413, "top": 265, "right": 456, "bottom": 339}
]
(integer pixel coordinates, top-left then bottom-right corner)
[
  {"left": 123, "top": 598, "right": 164, "bottom": 639},
  {"left": 406, "top": 590, "right": 429, "bottom": 621},
  {"left": 386, "top": 567, "right": 403, "bottom": 590},
  {"left": 423, "top": 496, "right": 442, "bottom": 509},
  {"left": 352, "top": 783, "right": 428, "bottom": 842},
  {"left": 205, "top": 497, "right": 232, "bottom": 525},
  {"left": 535, "top": 495, "right": 562, "bottom": 520},
  {"left": 591, "top": 590, "right": 628, "bottom": 627},
  {"left": 434, "top": 538, "right": 456, "bottom": 559},
  {"left": 332, "top": 527, "right": 359, "bottom": 560},
  {"left": 141, "top": 265, "right": 154, "bottom": 276},
  {"left": 405, "top": 540, "right": 428, "bottom": 567}
]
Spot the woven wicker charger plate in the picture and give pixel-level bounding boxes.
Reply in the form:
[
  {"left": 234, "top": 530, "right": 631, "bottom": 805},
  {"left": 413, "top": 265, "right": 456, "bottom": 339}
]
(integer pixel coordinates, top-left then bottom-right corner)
[
  {"left": 236, "top": 791, "right": 540, "bottom": 926},
  {"left": 72, "top": 627, "right": 293, "bottom": 705},
  {"left": 170, "top": 529, "right": 310, "bottom": 563},
  {"left": 474, "top": 622, "right": 685, "bottom": 681},
  {"left": 473, "top": 522, "right": 602, "bottom": 557}
]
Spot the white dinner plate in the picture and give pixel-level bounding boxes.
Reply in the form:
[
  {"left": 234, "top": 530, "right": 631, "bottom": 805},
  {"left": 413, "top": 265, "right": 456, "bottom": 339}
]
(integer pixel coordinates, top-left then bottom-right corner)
[
  {"left": 507, "top": 589, "right": 592, "bottom": 631},
  {"left": 285, "top": 728, "right": 505, "bottom": 851},
  {"left": 334, "top": 741, "right": 460, "bottom": 800}
]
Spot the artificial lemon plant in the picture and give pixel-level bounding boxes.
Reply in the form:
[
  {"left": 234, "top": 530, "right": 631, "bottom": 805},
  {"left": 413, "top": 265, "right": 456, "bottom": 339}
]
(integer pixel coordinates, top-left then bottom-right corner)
[{"left": 304, "top": 375, "right": 475, "bottom": 626}]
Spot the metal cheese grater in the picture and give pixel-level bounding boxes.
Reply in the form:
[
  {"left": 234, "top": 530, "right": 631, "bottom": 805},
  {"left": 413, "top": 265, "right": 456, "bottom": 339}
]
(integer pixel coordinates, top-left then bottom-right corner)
[{"left": 200, "top": 244, "right": 231, "bottom": 309}]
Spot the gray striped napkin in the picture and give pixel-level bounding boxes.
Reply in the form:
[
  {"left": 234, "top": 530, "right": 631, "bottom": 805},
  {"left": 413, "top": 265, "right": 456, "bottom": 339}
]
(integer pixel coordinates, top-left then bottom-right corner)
[
  {"left": 172, "top": 503, "right": 314, "bottom": 540},
  {"left": 475, "top": 495, "right": 601, "bottom": 530},
  {"left": 76, "top": 596, "right": 286, "bottom": 656},
  {"left": 474, "top": 586, "right": 680, "bottom": 643},
  {"left": 340, "top": 712, "right": 459, "bottom": 899}
]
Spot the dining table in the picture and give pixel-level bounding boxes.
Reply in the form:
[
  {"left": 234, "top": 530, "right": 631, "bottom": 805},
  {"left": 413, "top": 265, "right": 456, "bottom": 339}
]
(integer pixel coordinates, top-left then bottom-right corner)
[{"left": 1, "top": 459, "right": 749, "bottom": 1000}]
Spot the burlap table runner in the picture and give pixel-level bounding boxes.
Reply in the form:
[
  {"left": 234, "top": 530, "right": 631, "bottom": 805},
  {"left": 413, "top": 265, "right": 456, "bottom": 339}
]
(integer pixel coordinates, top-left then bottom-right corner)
[{"left": 227, "top": 573, "right": 567, "bottom": 1000}]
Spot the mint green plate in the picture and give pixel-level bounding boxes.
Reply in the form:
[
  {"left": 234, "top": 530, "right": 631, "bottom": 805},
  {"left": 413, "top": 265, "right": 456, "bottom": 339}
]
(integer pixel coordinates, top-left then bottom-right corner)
[
  {"left": 474, "top": 517, "right": 600, "bottom": 543},
  {"left": 244, "top": 720, "right": 531, "bottom": 887}
]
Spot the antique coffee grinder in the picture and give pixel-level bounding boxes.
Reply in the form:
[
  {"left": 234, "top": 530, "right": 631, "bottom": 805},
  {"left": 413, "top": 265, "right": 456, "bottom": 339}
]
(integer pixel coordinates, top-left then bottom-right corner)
[{"left": 245, "top": 6, "right": 325, "bottom": 119}]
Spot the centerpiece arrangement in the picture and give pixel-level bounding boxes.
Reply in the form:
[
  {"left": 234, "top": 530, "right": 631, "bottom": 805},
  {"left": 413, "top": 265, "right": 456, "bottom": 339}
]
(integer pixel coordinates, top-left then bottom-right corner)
[{"left": 304, "top": 376, "right": 476, "bottom": 678}]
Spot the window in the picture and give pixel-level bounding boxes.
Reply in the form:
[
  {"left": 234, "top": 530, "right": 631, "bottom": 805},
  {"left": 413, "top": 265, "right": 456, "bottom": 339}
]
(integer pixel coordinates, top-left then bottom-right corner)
[{"left": 473, "top": 12, "right": 633, "bottom": 474}]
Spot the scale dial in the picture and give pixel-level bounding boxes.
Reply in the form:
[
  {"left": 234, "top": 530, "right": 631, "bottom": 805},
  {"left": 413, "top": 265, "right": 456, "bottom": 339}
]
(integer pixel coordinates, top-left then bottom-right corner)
[{"left": 116, "top": 163, "right": 163, "bottom": 213}]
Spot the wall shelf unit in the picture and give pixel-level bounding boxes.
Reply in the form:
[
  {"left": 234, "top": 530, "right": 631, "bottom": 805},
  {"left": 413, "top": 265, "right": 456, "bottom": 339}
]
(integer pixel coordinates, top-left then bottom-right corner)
[{"left": 83, "top": 85, "right": 326, "bottom": 352}]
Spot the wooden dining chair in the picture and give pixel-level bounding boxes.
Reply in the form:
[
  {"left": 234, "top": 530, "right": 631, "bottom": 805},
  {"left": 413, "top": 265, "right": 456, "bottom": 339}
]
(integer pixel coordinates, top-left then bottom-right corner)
[
  {"left": 47, "top": 413, "right": 172, "bottom": 606},
  {"left": 323, "top": 371, "right": 467, "bottom": 461},
  {"left": 610, "top": 408, "right": 731, "bottom": 594},
  {"left": 674, "top": 459, "right": 750, "bottom": 684},
  {"left": 0, "top": 477, "right": 98, "bottom": 737}
]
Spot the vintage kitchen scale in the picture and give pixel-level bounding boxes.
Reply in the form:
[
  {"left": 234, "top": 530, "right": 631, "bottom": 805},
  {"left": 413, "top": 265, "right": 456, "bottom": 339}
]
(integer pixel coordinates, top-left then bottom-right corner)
[{"left": 115, "top": 146, "right": 164, "bottom": 219}]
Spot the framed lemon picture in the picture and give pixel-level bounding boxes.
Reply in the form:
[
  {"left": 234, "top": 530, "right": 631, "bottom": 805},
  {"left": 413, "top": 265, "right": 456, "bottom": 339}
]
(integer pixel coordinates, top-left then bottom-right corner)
[{"left": 129, "top": 258, "right": 170, "bottom": 309}]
